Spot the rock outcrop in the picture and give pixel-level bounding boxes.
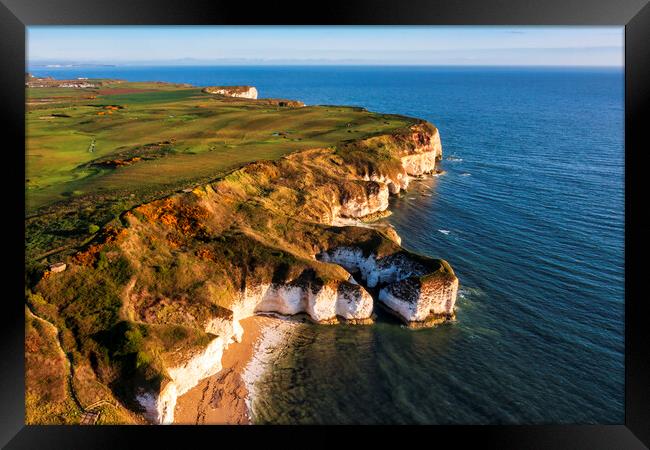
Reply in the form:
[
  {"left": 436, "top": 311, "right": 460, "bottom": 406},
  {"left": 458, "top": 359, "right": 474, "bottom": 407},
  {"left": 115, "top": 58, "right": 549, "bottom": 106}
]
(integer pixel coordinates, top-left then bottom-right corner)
[
  {"left": 233, "top": 281, "right": 374, "bottom": 325},
  {"left": 317, "top": 247, "right": 458, "bottom": 327},
  {"left": 356, "top": 122, "right": 442, "bottom": 194},
  {"left": 48, "top": 262, "right": 67, "bottom": 273},
  {"left": 202, "top": 86, "right": 258, "bottom": 99},
  {"left": 135, "top": 276, "right": 374, "bottom": 424},
  {"left": 338, "top": 181, "right": 390, "bottom": 219},
  {"left": 378, "top": 271, "right": 458, "bottom": 326}
]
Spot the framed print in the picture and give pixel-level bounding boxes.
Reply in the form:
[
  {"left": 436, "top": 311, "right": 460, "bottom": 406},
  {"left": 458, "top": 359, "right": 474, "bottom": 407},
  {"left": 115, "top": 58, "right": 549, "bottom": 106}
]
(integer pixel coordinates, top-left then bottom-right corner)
[{"left": 1, "top": 0, "right": 648, "bottom": 448}]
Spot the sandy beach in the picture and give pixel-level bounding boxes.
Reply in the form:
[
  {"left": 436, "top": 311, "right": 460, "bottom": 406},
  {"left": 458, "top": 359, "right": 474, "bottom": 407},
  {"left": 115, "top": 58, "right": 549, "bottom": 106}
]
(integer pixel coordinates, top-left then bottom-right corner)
[{"left": 173, "top": 314, "right": 304, "bottom": 424}]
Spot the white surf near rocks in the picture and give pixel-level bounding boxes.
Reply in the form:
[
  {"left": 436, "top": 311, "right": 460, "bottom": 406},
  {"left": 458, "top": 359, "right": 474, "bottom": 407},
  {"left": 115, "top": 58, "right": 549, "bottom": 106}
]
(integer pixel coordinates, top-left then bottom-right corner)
[{"left": 241, "top": 317, "right": 304, "bottom": 422}]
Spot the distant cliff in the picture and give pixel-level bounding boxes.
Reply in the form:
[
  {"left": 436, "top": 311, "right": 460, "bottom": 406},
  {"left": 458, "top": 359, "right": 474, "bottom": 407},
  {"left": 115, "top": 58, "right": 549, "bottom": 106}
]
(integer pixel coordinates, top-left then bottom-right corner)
[{"left": 202, "top": 85, "right": 258, "bottom": 99}]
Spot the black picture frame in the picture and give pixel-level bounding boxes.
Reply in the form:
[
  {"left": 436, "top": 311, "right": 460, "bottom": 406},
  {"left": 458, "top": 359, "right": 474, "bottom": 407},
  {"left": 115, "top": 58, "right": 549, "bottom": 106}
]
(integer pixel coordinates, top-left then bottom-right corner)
[{"left": 2, "top": 0, "right": 648, "bottom": 448}]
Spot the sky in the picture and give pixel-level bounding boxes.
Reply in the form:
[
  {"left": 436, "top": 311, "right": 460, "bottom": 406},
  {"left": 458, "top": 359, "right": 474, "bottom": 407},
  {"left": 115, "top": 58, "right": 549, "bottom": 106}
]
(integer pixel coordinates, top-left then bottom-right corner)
[{"left": 27, "top": 26, "right": 624, "bottom": 67}]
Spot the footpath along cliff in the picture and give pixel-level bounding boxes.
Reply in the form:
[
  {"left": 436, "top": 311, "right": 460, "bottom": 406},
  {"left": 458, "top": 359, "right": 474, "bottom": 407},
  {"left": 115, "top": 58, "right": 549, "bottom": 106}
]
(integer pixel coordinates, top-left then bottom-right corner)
[{"left": 31, "top": 93, "right": 458, "bottom": 424}]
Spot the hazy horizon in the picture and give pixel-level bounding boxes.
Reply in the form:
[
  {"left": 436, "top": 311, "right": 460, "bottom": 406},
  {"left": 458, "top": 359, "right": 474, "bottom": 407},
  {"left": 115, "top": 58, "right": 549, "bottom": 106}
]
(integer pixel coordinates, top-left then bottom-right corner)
[{"left": 28, "top": 26, "right": 624, "bottom": 67}]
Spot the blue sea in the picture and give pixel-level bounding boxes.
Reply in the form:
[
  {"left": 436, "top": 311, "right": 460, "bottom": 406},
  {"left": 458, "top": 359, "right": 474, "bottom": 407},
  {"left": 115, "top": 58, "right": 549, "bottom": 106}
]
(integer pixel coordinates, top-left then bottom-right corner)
[{"left": 29, "top": 65, "right": 625, "bottom": 424}]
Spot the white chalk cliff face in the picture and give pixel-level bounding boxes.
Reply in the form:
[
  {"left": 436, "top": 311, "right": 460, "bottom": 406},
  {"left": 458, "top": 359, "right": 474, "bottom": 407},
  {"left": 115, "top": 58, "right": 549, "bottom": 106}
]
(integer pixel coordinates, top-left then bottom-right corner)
[
  {"left": 357, "top": 127, "right": 442, "bottom": 199},
  {"left": 203, "top": 86, "right": 258, "bottom": 99},
  {"left": 137, "top": 336, "right": 225, "bottom": 424},
  {"left": 386, "top": 126, "right": 442, "bottom": 188},
  {"left": 317, "top": 248, "right": 426, "bottom": 289},
  {"left": 364, "top": 172, "right": 409, "bottom": 195},
  {"left": 378, "top": 274, "right": 458, "bottom": 323},
  {"left": 339, "top": 181, "right": 390, "bottom": 218},
  {"left": 230, "top": 281, "right": 374, "bottom": 324},
  {"left": 401, "top": 151, "right": 438, "bottom": 176},
  {"left": 326, "top": 127, "right": 441, "bottom": 224}
]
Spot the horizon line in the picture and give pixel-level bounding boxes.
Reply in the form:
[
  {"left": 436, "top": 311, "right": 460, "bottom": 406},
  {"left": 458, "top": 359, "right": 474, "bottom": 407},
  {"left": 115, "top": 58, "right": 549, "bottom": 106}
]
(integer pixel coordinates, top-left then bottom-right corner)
[{"left": 27, "top": 62, "right": 624, "bottom": 68}]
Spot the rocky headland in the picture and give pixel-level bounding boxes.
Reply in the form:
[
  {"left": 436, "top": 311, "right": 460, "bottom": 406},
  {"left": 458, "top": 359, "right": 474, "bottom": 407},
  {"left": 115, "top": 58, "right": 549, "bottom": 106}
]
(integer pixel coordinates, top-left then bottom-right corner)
[{"left": 28, "top": 85, "right": 458, "bottom": 424}]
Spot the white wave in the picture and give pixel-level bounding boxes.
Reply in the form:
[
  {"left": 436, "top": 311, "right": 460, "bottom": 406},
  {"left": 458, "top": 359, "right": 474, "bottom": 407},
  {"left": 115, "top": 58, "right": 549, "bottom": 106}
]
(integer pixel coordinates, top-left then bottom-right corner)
[
  {"left": 242, "top": 317, "right": 304, "bottom": 421},
  {"left": 458, "top": 286, "right": 486, "bottom": 299},
  {"left": 438, "top": 229, "right": 450, "bottom": 235}
]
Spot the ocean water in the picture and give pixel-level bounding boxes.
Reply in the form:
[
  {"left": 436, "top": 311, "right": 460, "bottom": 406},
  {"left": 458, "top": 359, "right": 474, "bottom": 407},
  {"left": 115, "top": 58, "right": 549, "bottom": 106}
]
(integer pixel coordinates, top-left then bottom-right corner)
[{"left": 30, "top": 65, "right": 625, "bottom": 424}]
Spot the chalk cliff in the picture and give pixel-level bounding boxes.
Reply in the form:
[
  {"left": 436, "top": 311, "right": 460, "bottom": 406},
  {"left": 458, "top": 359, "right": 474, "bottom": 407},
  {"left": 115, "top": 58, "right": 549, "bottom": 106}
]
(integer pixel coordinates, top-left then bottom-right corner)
[
  {"left": 317, "top": 247, "right": 457, "bottom": 327},
  {"left": 202, "top": 86, "right": 258, "bottom": 99},
  {"left": 136, "top": 335, "right": 225, "bottom": 423}
]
